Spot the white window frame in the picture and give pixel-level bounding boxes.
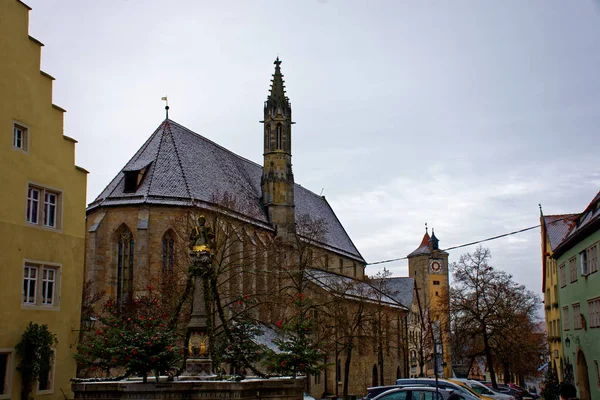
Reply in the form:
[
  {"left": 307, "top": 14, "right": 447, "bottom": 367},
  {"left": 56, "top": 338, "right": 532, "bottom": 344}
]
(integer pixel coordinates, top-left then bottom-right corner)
[
  {"left": 22, "top": 261, "right": 61, "bottom": 310},
  {"left": 587, "top": 244, "right": 598, "bottom": 274},
  {"left": 580, "top": 251, "right": 589, "bottom": 276},
  {"left": 573, "top": 303, "right": 581, "bottom": 330},
  {"left": 569, "top": 257, "right": 577, "bottom": 283},
  {"left": 589, "top": 297, "right": 600, "bottom": 329},
  {"left": 23, "top": 265, "right": 37, "bottom": 305},
  {"left": 562, "top": 306, "right": 570, "bottom": 331},
  {"left": 12, "top": 121, "right": 29, "bottom": 152},
  {"left": 26, "top": 187, "right": 40, "bottom": 224},
  {"left": 36, "top": 349, "right": 55, "bottom": 395},
  {"left": 559, "top": 263, "right": 566, "bottom": 288},
  {"left": 25, "top": 184, "right": 62, "bottom": 230},
  {"left": 0, "top": 349, "right": 14, "bottom": 400}
]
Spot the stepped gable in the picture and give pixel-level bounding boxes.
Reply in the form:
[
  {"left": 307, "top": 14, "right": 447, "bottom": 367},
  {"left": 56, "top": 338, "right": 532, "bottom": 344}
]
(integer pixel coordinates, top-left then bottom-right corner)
[{"left": 88, "top": 119, "right": 364, "bottom": 263}]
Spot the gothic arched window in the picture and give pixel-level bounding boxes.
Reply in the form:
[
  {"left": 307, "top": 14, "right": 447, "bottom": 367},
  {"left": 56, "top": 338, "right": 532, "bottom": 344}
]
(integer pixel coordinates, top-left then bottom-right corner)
[
  {"left": 162, "top": 230, "right": 175, "bottom": 275},
  {"left": 267, "top": 126, "right": 272, "bottom": 151},
  {"left": 276, "top": 124, "right": 282, "bottom": 149},
  {"left": 116, "top": 226, "right": 134, "bottom": 308}
]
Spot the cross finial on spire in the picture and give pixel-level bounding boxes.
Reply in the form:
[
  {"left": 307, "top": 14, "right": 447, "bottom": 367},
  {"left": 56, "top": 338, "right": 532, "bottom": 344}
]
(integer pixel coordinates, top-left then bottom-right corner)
[
  {"left": 539, "top": 203, "right": 543, "bottom": 216},
  {"left": 425, "top": 222, "right": 428, "bottom": 234}
]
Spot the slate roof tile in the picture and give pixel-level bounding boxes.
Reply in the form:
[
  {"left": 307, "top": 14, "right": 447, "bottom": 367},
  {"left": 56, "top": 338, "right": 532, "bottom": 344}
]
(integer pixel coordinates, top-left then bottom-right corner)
[
  {"left": 306, "top": 269, "right": 406, "bottom": 309},
  {"left": 89, "top": 119, "right": 364, "bottom": 263},
  {"left": 543, "top": 214, "right": 579, "bottom": 252},
  {"left": 375, "top": 277, "right": 414, "bottom": 308}
]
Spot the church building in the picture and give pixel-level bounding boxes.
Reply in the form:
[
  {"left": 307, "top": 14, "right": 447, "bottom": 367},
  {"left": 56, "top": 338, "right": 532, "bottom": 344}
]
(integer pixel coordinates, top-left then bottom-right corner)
[{"left": 84, "top": 59, "right": 408, "bottom": 397}]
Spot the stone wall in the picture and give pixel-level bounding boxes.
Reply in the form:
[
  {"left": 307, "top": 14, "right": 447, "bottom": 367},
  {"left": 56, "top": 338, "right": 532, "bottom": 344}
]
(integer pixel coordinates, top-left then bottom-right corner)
[{"left": 72, "top": 378, "right": 305, "bottom": 400}]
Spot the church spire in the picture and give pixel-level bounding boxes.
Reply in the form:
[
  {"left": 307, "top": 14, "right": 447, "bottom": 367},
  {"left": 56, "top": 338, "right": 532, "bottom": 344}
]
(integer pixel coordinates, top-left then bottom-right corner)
[
  {"left": 261, "top": 58, "right": 295, "bottom": 239},
  {"left": 265, "top": 57, "right": 291, "bottom": 120},
  {"left": 268, "top": 57, "right": 289, "bottom": 107}
]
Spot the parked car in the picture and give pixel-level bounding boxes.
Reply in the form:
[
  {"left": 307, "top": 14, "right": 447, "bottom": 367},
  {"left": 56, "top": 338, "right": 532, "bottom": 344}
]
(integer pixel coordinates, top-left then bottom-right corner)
[
  {"left": 362, "top": 385, "right": 405, "bottom": 400},
  {"left": 395, "top": 378, "right": 482, "bottom": 400},
  {"left": 371, "top": 386, "right": 457, "bottom": 400},
  {"left": 482, "top": 383, "right": 530, "bottom": 400},
  {"left": 506, "top": 384, "right": 534, "bottom": 400},
  {"left": 451, "top": 379, "right": 515, "bottom": 400}
]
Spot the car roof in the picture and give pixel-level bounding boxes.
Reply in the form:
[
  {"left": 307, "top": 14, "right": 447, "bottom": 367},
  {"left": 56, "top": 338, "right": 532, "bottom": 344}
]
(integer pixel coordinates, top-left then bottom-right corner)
[{"left": 372, "top": 387, "right": 453, "bottom": 399}]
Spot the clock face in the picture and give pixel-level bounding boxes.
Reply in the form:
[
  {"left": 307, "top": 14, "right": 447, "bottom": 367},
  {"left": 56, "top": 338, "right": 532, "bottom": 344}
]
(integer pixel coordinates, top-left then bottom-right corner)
[{"left": 429, "top": 259, "right": 443, "bottom": 273}]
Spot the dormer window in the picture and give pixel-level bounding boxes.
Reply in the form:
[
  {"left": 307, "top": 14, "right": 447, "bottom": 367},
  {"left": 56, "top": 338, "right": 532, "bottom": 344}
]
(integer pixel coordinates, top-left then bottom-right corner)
[{"left": 123, "top": 162, "right": 151, "bottom": 193}]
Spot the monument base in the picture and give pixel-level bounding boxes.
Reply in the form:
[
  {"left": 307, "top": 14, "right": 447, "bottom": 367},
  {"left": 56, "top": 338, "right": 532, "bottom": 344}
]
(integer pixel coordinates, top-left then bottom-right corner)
[
  {"left": 72, "top": 376, "right": 305, "bottom": 400},
  {"left": 178, "top": 358, "right": 217, "bottom": 380}
]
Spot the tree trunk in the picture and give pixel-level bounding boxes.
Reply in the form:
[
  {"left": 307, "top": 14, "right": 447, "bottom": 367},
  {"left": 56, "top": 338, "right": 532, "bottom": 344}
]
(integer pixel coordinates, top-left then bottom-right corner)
[
  {"left": 343, "top": 344, "right": 353, "bottom": 400},
  {"left": 482, "top": 330, "right": 497, "bottom": 388},
  {"left": 503, "top": 362, "right": 510, "bottom": 384},
  {"left": 20, "top": 377, "right": 31, "bottom": 400}
]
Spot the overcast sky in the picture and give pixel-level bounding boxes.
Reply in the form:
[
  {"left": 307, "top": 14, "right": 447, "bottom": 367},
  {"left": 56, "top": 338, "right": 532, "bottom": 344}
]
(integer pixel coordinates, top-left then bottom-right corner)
[{"left": 25, "top": 0, "right": 600, "bottom": 299}]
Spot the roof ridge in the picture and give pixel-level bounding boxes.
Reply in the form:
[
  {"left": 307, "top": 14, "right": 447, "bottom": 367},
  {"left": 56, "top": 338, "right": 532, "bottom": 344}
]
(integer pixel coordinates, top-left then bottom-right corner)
[
  {"left": 168, "top": 119, "right": 264, "bottom": 169},
  {"left": 92, "top": 120, "right": 166, "bottom": 203},
  {"left": 318, "top": 196, "right": 365, "bottom": 262},
  {"left": 143, "top": 121, "right": 169, "bottom": 198},
  {"left": 165, "top": 120, "right": 192, "bottom": 199}
]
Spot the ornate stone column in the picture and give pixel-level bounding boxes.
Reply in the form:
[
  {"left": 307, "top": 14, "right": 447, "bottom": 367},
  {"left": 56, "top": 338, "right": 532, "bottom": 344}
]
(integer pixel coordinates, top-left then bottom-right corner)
[{"left": 180, "top": 216, "right": 217, "bottom": 380}]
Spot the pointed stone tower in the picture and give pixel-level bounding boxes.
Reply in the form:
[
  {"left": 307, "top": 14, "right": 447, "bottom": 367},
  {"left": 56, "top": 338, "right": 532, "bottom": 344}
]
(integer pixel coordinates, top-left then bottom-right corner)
[
  {"left": 407, "top": 227, "right": 452, "bottom": 378},
  {"left": 261, "top": 58, "right": 295, "bottom": 238}
]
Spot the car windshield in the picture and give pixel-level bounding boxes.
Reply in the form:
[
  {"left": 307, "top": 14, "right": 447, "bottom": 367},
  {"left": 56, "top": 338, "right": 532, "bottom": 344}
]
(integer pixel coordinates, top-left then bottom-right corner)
[{"left": 469, "top": 383, "right": 494, "bottom": 395}]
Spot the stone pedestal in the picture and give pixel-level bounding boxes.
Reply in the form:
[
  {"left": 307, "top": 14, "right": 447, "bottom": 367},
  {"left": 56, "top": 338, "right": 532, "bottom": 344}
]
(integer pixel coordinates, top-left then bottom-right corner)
[
  {"left": 72, "top": 377, "right": 306, "bottom": 400},
  {"left": 179, "top": 358, "right": 216, "bottom": 380}
]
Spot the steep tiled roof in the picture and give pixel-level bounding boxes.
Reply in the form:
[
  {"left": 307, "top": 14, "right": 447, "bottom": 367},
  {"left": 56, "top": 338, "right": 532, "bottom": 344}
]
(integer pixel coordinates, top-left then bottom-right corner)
[
  {"left": 89, "top": 119, "right": 364, "bottom": 263},
  {"left": 543, "top": 214, "right": 578, "bottom": 252},
  {"left": 408, "top": 232, "right": 430, "bottom": 257},
  {"left": 376, "top": 277, "right": 414, "bottom": 308},
  {"left": 306, "top": 269, "right": 407, "bottom": 309},
  {"left": 554, "top": 190, "right": 600, "bottom": 255}
]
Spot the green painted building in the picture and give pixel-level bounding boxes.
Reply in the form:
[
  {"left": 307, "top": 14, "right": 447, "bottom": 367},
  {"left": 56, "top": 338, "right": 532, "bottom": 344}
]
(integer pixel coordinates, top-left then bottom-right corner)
[{"left": 551, "top": 190, "right": 600, "bottom": 400}]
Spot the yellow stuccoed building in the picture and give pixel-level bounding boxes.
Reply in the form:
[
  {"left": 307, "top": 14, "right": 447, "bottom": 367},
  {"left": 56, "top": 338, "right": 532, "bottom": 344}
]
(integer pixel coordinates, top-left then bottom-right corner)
[{"left": 0, "top": 1, "right": 88, "bottom": 399}]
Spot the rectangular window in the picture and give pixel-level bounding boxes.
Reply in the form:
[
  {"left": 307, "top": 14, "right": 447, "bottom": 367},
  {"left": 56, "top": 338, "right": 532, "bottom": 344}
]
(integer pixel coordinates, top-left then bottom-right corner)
[
  {"left": 26, "top": 185, "right": 61, "bottom": 229},
  {"left": 433, "top": 280, "right": 440, "bottom": 285},
  {"left": 0, "top": 350, "right": 14, "bottom": 399},
  {"left": 43, "top": 192, "right": 57, "bottom": 227},
  {"left": 22, "top": 263, "right": 60, "bottom": 308},
  {"left": 36, "top": 349, "right": 55, "bottom": 394},
  {"left": 580, "top": 251, "right": 589, "bottom": 276},
  {"left": 562, "top": 306, "right": 570, "bottom": 331},
  {"left": 569, "top": 257, "right": 577, "bottom": 283},
  {"left": 573, "top": 303, "right": 581, "bottom": 330},
  {"left": 587, "top": 244, "right": 598, "bottom": 274},
  {"left": 559, "top": 263, "right": 566, "bottom": 287},
  {"left": 12, "top": 122, "right": 28, "bottom": 151},
  {"left": 42, "top": 268, "right": 56, "bottom": 305},
  {"left": 23, "top": 266, "right": 37, "bottom": 304},
  {"left": 589, "top": 298, "right": 600, "bottom": 328},
  {"left": 26, "top": 187, "right": 40, "bottom": 224}
]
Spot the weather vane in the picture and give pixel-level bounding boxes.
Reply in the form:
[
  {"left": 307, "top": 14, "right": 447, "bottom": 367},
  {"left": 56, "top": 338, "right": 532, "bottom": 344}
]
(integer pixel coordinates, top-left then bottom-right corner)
[{"left": 162, "top": 96, "right": 169, "bottom": 119}]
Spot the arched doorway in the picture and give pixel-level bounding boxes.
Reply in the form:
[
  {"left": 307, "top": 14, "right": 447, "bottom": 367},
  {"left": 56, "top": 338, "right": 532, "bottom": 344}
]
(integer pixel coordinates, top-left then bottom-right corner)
[{"left": 576, "top": 350, "right": 591, "bottom": 400}]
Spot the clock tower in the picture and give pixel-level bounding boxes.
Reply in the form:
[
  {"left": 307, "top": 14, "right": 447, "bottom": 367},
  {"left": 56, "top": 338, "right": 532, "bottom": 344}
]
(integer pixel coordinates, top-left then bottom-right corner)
[{"left": 407, "top": 227, "right": 452, "bottom": 378}]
